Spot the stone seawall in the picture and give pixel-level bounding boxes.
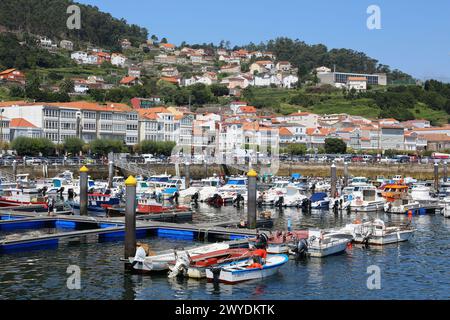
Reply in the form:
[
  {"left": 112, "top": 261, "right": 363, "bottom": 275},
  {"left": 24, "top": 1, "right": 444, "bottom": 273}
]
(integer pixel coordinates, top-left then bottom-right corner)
[{"left": 0, "top": 162, "right": 441, "bottom": 180}]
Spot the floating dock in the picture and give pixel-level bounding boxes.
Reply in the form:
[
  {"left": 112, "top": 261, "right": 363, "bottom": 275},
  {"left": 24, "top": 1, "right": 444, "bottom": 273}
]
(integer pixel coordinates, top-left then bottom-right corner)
[{"left": 0, "top": 208, "right": 256, "bottom": 254}]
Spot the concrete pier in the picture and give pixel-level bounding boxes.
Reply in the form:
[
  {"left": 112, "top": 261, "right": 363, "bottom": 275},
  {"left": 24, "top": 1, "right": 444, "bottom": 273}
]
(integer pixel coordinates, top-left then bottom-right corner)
[
  {"left": 344, "top": 162, "right": 349, "bottom": 187},
  {"left": 124, "top": 176, "right": 137, "bottom": 260},
  {"left": 247, "top": 169, "right": 258, "bottom": 229},
  {"left": 434, "top": 162, "right": 439, "bottom": 191},
  {"left": 108, "top": 161, "right": 114, "bottom": 189},
  {"left": 444, "top": 161, "right": 448, "bottom": 183},
  {"left": 330, "top": 161, "right": 337, "bottom": 198},
  {"left": 12, "top": 160, "right": 17, "bottom": 182},
  {"left": 79, "top": 166, "right": 89, "bottom": 216},
  {"left": 185, "top": 162, "right": 191, "bottom": 189}
]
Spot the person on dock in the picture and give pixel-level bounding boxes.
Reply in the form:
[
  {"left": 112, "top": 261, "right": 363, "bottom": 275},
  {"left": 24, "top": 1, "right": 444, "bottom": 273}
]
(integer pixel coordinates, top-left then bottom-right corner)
[
  {"left": 191, "top": 191, "right": 199, "bottom": 206},
  {"left": 46, "top": 197, "right": 55, "bottom": 216},
  {"left": 68, "top": 188, "right": 74, "bottom": 201}
]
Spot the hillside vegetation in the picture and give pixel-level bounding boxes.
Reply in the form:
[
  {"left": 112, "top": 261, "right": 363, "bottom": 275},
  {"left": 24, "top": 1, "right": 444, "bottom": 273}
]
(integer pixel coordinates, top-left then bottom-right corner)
[
  {"left": 0, "top": 0, "right": 148, "bottom": 48},
  {"left": 242, "top": 82, "right": 450, "bottom": 125}
]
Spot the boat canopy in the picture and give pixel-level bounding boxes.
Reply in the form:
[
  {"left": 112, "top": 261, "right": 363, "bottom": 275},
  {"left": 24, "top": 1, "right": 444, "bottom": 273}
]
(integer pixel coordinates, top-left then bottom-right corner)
[{"left": 310, "top": 192, "right": 327, "bottom": 202}]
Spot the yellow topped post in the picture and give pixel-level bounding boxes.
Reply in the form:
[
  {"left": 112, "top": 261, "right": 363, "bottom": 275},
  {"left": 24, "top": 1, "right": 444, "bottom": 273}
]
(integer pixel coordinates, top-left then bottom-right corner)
[
  {"left": 80, "top": 166, "right": 89, "bottom": 173},
  {"left": 79, "top": 166, "right": 89, "bottom": 216},
  {"left": 125, "top": 175, "right": 137, "bottom": 186},
  {"left": 247, "top": 169, "right": 258, "bottom": 229},
  {"left": 247, "top": 169, "right": 258, "bottom": 177},
  {"left": 125, "top": 175, "right": 137, "bottom": 262}
]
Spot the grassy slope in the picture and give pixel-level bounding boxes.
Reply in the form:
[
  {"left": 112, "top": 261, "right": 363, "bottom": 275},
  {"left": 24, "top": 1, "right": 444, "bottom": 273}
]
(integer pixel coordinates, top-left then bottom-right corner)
[{"left": 247, "top": 87, "right": 448, "bottom": 124}]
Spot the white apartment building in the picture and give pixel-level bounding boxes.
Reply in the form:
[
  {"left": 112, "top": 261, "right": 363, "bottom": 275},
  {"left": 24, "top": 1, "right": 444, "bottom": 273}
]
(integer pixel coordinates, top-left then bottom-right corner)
[{"left": 1, "top": 102, "right": 139, "bottom": 145}]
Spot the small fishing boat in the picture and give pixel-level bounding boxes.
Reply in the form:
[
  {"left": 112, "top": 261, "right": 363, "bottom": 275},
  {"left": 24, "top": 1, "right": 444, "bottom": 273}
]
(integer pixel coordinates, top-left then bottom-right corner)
[
  {"left": 218, "top": 177, "right": 247, "bottom": 204},
  {"left": 71, "top": 193, "right": 120, "bottom": 216},
  {"left": 205, "top": 254, "right": 289, "bottom": 284},
  {"left": 347, "top": 185, "right": 385, "bottom": 212},
  {"left": 128, "top": 242, "right": 232, "bottom": 272},
  {"left": 290, "top": 230, "right": 350, "bottom": 258},
  {"left": 249, "top": 230, "right": 309, "bottom": 254},
  {"left": 168, "top": 248, "right": 255, "bottom": 279},
  {"left": 0, "top": 188, "right": 47, "bottom": 207},
  {"left": 337, "top": 219, "right": 416, "bottom": 245},
  {"left": 310, "top": 192, "right": 330, "bottom": 210}
]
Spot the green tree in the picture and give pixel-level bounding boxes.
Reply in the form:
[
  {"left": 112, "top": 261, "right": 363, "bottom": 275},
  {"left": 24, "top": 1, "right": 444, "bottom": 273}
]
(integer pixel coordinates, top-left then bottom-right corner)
[
  {"left": 285, "top": 143, "right": 307, "bottom": 157},
  {"left": 60, "top": 79, "right": 75, "bottom": 94},
  {"left": 324, "top": 138, "right": 347, "bottom": 154},
  {"left": 90, "top": 139, "right": 126, "bottom": 157},
  {"left": 138, "top": 141, "right": 176, "bottom": 156},
  {"left": 11, "top": 137, "right": 54, "bottom": 156},
  {"left": 63, "top": 137, "right": 84, "bottom": 155}
]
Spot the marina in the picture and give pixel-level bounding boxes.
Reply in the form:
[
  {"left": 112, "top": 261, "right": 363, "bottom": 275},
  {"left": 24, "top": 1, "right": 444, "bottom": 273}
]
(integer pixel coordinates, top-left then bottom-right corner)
[{"left": 0, "top": 159, "right": 449, "bottom": 300}]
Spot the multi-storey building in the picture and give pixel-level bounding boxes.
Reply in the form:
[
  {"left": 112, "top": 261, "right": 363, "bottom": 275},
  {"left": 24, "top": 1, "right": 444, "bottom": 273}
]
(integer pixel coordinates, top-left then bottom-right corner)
[{"left": 0, "top": 102, "right": 139, "bottom": 145}]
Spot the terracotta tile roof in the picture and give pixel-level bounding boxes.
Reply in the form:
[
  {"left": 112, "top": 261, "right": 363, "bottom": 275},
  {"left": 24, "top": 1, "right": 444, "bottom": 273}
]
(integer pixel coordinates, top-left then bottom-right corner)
[
  {"left": 413, "top": 126, "right": 450, "bottom": 132},
  {"left": 418, "top": 134, "right": 450, "bottom": 142},
  {"left": 289, "top": 112, "right": 311, "bottom": 116},
  {"left": 347, "top": 76, "right": 367, "bottom": 81},
  {"left": 161, "top": 43, "right": 175, "bottom": 48},
  {"left": 9, "top": 118, "right": 37, "bottom": 128},
  {"left": 279, "top": 127, "right": 293, "bottom": 136},
  {"left": 160, "top": 76, "right": 179, "bottom": 84},
  {"left": 0, "top": 68, "right": 17, "bottom": 75},
  {"left": 46, "top": 102, "right": 132, "bottom": 112},
  {"left": 239, "top": 106, "right": 257, "bottom": 113},
  {"left": 120, "top": 76, "right": 138, "bottom": 84}
]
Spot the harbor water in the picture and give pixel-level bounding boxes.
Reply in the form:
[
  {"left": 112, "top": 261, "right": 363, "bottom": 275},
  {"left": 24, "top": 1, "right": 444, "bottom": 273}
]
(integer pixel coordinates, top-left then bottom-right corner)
[{"left": 0, "top": 205, "right": 449, "bottom": 300}]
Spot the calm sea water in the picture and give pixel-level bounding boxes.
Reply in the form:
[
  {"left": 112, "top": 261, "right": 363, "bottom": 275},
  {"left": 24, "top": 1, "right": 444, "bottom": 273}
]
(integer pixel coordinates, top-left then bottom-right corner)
[{"left": 0, "top": 205, "right": 449, "bottom": 300}]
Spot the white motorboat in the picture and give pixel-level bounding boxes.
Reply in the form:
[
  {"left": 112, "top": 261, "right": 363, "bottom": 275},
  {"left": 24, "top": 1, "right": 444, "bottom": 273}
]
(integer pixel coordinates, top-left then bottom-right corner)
[
  {"left": 218, "top": 177, "right": 247, "bottom": 203},
  {"left": 300, "top": 230, "right": 350, "bottom": 257},
  {"left": 337, "top": 219, "right": 416, "bottom": 245},
  {"left": 345, "top": 185, "right": 385, "bottom": 212},
  {"left": 409, "top": 185, "right": 439, "bottom": 205},
  {"left": 128, "top": 242, "right": 231, "bottom": 272},
  {"left": 441, "top": 198, "right": 450, "bottom": 218},
  {"left": 205, "top": 254, "right": 289, "bottom": 284},
  {"left": 260, "top": 184, "right": 306, "bottom": 207}
]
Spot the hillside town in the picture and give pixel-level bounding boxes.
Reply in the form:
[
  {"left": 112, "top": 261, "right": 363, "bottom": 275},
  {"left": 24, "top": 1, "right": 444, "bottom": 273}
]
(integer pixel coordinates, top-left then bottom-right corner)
[
  {"left": 0, "top": 99, "right": 449, "bottom": 155},
  {"left": 1, "top": 36, "right": 449, "bottom": 156}
]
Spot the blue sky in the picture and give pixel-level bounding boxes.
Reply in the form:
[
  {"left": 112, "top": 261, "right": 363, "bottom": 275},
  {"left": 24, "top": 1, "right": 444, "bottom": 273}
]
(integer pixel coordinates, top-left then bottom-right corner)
[{"left": 78, "top": 0, "right": 450, "bottom": 81}]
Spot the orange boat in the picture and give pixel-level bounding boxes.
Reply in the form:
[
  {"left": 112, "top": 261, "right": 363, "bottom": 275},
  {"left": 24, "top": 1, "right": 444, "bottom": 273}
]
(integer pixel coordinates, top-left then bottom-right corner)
[{"left": 380, "top": 183, "right": 409, "bottom": 202}]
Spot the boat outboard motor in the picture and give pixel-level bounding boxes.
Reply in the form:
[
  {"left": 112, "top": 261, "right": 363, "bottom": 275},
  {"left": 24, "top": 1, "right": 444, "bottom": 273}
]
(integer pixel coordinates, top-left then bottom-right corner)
[
  {"left": 275, "top": 196, "right": 284, "bottom": 208},
  {"left": 293, "top": 239, "right": 309, "bottom": 257},
  {"left": 210, "top": 267, "right": 222, "bottom": 284},
  {"left": 234, "top": 194, "right": 244, "bottom": 208},
  {"left": 333, "top": 200, "right": 339, "bottom": 214}
]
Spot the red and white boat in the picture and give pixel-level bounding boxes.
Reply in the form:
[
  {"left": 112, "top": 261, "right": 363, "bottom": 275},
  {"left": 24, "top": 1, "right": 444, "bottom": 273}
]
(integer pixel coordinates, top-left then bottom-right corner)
[
  {"left": 249, "top": 230, "right": 309, "bottom": 253},
  {"left": 137, "top": 197, "right": 189, "bottom": 214},
  {"left": 0, "top": 188, "right": 47, "bottom": 208},
  {"left": 168, "top": 248, "right": 255, "bottom": 279}
]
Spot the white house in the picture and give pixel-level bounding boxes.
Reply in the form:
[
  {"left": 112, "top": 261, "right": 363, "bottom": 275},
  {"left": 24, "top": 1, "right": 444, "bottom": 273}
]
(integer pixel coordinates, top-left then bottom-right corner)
[
  {"left": 281, "top": 74, "right": 299, "bottom": 89},
  {"left": 347, "top": 77, "right": 367, "bottom": 91},
  {"left": 111, "top": 53, "right": 127, "bottom": 67}
]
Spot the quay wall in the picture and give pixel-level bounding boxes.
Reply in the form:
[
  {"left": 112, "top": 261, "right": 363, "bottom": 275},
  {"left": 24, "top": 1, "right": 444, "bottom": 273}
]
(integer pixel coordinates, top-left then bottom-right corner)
[{"left": 0, "top": 162, "right": 441, "bottom": 180}]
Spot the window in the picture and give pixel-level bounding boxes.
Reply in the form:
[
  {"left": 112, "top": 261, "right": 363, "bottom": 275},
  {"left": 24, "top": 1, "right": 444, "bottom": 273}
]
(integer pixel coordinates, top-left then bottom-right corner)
[
  {"left": 83, "top": 123, "right": 96, "bottom": 131},
  {"left": 83, "top": 111, "right": 96, "bottom": 119},
  {"left": 45, "top": 120, "right": 59, "bottom": 130},
  {"left": 44, "top": 109, "right": 59, "bottom": 118},
  {"left": 100, "top": 123, "right": 112, "bottom": 131},
  {"left": 100, "top": 113, "right": 112, "bottom": 120},
  {"left": 127, "top": 124, "right": 138, "bottom": 131}
]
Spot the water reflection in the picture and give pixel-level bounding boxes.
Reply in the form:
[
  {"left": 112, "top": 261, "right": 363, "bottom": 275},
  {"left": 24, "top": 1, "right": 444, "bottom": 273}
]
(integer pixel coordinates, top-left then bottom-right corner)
[{"left": 0, "top": 204, "right": 448, "bottom": 300}]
